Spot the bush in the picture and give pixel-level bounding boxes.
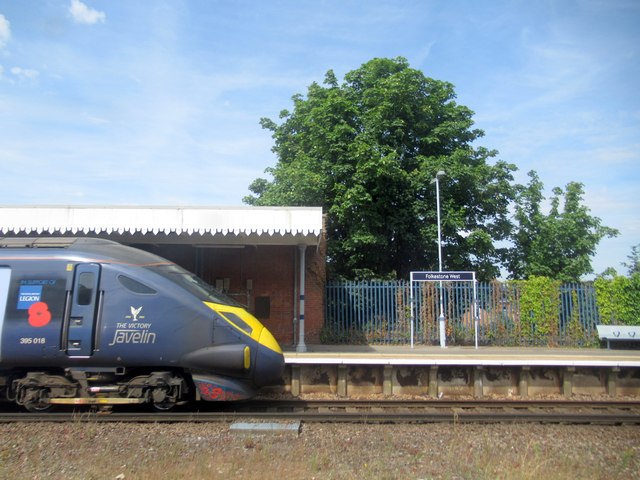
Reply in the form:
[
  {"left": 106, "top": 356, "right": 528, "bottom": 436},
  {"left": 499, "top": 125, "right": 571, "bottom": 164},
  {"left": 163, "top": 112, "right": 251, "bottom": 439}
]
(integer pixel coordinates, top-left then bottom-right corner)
[
  {"left": 594, "top": 273, "right": 640, "bottom": 326},
  {"left": 518, "top": 276, "right": 561, "bottom": 345}
]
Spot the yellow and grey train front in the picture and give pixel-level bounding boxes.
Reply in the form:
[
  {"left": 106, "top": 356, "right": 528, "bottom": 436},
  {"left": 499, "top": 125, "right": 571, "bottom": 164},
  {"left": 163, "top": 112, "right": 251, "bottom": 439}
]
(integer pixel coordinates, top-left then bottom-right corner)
[
  {"left": 183, "top": 301, "right": 285, "bottom": 401},
  {"left": 164, "top": 266, "right": 285, "bottom": 401}
]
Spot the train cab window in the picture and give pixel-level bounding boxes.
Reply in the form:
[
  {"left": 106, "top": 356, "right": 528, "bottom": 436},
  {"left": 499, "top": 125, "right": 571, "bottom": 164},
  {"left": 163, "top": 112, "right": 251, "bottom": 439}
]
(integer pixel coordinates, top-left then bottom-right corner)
[
  {"left": 219, "top": 311, "right": 253, "bottom": 335},
  {"left": 76, "top": 272, "right": 95, "bottom": 305},
  {"left": 154, "top": 264, "right": 245, "bottom": 308},
  {"left": 118, "top": 275, "right": 157, "bottom": 295}
]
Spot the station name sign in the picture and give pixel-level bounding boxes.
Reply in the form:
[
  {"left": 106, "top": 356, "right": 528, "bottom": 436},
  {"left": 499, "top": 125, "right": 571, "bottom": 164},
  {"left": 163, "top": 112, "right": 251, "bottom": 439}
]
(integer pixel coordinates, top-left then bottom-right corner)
[{"left": 411, "top": 271, "right": 475, "bottom": 281}]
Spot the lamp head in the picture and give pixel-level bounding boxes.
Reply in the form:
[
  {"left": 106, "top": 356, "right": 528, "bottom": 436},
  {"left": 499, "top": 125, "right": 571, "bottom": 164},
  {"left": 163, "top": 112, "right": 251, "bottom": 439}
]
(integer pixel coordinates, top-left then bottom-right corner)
[{"left": 431, "top": 170, "right": 446, "bottom": 184}]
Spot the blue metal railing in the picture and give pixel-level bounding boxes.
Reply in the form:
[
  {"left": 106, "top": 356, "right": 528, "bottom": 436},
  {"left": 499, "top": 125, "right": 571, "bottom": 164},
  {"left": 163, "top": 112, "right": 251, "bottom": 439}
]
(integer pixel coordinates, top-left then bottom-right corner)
[{"left": 324, "top": 281, "right": 600, "bottom": 346}]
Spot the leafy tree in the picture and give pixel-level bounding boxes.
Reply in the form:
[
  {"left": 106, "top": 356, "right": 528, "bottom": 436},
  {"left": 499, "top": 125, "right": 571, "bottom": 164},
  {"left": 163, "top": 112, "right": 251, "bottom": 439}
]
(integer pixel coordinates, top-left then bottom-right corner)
[
  {"left": 623, "top": 243, "right": 640, "bottom": 276},
  {"left": 245, "top": 57, "right": 516, "bottom": 280},
  {"left": 508, "top": 171, "right": 619, "bottom": 282}
]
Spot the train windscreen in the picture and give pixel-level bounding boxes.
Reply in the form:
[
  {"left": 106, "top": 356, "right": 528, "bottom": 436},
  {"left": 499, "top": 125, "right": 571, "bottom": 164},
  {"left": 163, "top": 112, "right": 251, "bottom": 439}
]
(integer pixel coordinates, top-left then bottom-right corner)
[{"left": 153, "top": 264, "right": 245, "bottom": 308}]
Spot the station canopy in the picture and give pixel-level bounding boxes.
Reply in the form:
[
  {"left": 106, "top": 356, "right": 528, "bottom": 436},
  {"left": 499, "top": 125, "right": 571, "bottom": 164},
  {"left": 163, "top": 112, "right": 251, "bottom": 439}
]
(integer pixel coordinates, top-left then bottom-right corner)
[{"left": 0, "top": 206, "right": 323, "bottom": 246}]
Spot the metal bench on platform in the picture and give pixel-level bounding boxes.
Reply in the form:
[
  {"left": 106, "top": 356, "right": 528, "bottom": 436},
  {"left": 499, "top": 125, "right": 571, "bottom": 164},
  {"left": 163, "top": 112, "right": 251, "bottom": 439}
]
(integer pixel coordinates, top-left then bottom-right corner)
[{"left": 596, "top": 325, "right": 640, "bottom": 349}]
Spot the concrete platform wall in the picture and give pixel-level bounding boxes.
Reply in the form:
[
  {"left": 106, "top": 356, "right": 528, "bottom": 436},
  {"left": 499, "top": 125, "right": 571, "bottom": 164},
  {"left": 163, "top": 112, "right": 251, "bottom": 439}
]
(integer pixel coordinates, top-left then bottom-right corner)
[{"left": 278, "top": 364, "right": 640, "bottom": 398}]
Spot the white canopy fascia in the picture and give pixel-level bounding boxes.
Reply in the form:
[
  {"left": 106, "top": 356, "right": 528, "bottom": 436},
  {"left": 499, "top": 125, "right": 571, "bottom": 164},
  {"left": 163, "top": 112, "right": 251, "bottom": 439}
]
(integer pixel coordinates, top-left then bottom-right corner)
[{"left": 0, "top": 206, "right": 323, "bottom": 246}]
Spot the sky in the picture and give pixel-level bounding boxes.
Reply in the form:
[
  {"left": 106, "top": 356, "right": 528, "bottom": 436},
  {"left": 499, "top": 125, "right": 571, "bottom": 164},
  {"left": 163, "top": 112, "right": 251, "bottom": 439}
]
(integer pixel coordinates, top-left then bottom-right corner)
[{"left": 0, "top": 0, "right": 638, "bottom": 277}]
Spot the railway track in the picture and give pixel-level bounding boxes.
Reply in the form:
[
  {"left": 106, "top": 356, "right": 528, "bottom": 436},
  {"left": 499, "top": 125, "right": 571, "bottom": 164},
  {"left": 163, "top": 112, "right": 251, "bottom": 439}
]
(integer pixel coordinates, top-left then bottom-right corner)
[{"left": 1, "top": 399, "right": 639, "bottom": 425}]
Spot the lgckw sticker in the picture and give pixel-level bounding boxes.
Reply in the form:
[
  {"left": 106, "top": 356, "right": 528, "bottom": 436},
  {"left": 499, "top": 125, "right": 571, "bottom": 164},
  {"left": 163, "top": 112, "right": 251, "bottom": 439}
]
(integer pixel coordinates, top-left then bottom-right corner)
[{"left": 17, "top": 285, "right": 42, "bottom": 309}]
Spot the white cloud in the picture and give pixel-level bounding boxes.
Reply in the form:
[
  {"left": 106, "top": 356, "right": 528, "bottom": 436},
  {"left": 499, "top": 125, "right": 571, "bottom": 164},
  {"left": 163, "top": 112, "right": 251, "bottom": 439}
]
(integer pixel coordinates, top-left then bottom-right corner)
[
  {"left": 69, "top": 0, "right": 106, "bottom": 25},
  {"left": 10, "top": 67, "right": 39, "bottom": 81},
  {"left": 0, "top": 14, "right": 10, "bottom": 48}
]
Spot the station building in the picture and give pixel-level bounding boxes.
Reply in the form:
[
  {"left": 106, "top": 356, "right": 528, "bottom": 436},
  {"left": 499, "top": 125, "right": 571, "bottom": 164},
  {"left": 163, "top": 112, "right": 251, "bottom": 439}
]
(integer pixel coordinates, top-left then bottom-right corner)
[{"left": 0, "top": 206, "right": 326, "bottom": 348}]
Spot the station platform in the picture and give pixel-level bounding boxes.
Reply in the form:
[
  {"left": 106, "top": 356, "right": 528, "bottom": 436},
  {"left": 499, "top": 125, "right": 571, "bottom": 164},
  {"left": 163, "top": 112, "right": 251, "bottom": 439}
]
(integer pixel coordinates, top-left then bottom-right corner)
[
  {"left": 283, "top": 345, "right": 640, "bottom": 367},
  {"left": 277, "top": 345, "right": 640, "bottom": 398}
]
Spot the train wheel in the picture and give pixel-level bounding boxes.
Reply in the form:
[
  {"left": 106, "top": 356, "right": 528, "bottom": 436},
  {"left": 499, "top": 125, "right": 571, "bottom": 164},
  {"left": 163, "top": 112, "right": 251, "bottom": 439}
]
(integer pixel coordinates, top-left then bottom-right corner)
[
  {"left": 24, "top": 399, "right": 54, "bottom": 413},
  {"left": 21, "top": 386, "right": 54, "bottom": 412},
  {"left": 151, "top": 401, "right": 176, "bottom": 411},
  {"left": 150, "top": 384, "right": 177, "bottom": 411}
]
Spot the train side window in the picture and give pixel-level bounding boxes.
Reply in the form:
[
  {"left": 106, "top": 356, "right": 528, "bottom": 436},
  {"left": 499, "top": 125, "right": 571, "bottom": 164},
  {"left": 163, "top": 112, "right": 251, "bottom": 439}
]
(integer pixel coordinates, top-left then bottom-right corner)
[
  {"left": 76, "top": 272, "right": 95, "bottom": 305},
  {"left": 118, "top": 275, "right": 157, "bottom": 295}
]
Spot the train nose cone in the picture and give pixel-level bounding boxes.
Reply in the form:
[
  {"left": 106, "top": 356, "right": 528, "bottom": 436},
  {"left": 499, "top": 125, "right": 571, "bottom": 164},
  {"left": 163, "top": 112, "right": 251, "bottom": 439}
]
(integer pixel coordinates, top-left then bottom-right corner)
[{"left": 254, "top": 329, "right": 285, "bottom": 387}]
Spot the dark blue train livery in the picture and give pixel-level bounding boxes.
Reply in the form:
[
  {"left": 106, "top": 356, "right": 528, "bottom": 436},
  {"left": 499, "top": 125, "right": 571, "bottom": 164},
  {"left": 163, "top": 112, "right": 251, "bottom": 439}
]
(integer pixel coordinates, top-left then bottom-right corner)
[{"left": 0, "top": 237, "right": 285, "bottom": 411}]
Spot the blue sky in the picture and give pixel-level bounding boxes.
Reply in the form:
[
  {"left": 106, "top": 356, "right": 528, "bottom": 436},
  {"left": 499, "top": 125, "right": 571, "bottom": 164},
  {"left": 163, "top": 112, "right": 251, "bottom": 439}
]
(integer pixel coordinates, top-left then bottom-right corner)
[{"left": 0, "top": 0, "right": 638, "bottom": 277}]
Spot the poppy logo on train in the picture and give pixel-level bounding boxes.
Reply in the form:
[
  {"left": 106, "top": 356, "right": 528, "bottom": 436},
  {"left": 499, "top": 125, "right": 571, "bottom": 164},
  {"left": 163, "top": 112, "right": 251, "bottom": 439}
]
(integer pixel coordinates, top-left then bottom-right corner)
[{"left": 28, "top": 302, "right": 52, "bottom": 327}]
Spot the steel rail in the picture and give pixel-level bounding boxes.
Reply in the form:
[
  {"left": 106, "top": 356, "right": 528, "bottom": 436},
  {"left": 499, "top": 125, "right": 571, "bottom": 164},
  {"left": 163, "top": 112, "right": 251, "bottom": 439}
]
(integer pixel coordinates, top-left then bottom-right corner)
[{"left": 0, "top": 399, "right": 639, "bottom": 424}]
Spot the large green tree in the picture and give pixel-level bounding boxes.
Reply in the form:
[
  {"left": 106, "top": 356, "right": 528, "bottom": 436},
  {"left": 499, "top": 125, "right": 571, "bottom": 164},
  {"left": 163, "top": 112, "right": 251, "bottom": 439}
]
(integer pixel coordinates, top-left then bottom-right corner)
[
  {"left": 245, "top": 57, "right": 516, "bottom": 280},
  {"left": 508, "top": 171, "right": 619, "bottom": 281}
]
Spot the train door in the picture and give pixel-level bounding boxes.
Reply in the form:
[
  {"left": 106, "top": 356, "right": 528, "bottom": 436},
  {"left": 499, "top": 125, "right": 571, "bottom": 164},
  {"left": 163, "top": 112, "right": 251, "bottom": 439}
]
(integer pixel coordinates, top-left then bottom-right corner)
[
  {"left": 65, "top": 263, "right": 101, "bottom": 357},
  {"left": 0, "top": 268, "right": 11, "bottom": 361}
]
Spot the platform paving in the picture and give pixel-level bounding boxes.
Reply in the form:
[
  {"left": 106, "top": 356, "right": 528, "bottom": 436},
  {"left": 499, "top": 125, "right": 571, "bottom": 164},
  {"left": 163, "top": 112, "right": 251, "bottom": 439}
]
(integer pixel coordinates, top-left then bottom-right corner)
[{"left": 283, "top": 344, "right": 640, "bottom": 367}]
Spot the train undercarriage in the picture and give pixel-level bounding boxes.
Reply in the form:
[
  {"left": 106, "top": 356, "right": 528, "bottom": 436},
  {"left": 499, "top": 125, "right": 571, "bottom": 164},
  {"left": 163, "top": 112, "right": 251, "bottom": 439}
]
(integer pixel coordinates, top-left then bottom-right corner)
[{"left": 2, "top": 368, "right": 191, "bottom": 412}]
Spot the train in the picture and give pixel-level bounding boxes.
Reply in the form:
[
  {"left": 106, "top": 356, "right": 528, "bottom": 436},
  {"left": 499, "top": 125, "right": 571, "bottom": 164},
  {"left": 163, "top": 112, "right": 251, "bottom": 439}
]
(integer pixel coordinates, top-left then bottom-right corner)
[{"left": 0, "top": 237, "right": 285, "bottom": 411}]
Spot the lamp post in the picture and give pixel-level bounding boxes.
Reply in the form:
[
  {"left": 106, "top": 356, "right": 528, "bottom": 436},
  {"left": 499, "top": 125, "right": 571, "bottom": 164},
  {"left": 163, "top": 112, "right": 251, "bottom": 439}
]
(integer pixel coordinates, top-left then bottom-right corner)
[{"left": 432, "top": 170, "right": 446, "bottom": 348}]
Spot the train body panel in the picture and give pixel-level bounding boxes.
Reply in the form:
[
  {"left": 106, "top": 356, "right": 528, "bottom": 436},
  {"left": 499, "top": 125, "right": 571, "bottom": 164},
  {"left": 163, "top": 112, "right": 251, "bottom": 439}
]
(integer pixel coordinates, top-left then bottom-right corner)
[{"left": 0, "top": 237, "right": 284, "bottom": 410}]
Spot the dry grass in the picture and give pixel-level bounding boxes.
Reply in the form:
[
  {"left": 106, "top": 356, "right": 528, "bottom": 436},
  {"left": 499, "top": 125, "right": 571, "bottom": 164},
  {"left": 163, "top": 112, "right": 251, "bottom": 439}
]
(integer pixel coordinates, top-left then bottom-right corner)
[{"left": 0, "top": 421, "right": 638, "bottom": 480}]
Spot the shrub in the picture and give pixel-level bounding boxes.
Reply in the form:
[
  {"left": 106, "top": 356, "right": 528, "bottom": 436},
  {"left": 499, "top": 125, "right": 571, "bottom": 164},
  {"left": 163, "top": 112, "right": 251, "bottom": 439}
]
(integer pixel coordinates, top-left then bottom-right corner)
[{"left": 594, "top": 273, "right": 640, "bottom": 326}]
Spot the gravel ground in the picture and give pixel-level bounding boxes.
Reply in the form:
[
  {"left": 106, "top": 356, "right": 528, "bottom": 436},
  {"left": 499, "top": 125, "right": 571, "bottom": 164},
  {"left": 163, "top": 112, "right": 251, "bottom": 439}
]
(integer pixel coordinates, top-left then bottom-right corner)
[{"left": 0, "top": 421, "right": 638, "bottom": 480}]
